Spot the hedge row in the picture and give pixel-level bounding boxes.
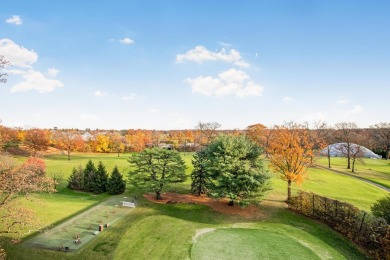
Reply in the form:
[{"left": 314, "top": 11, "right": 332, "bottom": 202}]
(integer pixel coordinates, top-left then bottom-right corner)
[{"left": 288, "top": 191, "right": 390, "bottom": 259}]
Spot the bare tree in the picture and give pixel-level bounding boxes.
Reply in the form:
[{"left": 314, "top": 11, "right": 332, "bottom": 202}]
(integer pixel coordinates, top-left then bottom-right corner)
[
  {"left": 350, "top": 130, "right": 371, "bottom": 172},
  {"left": 0, "top": 55, "right": 10, "bottom": 84},
  {"left": 313, "top": 121, "right": 334, "bottom": 168},
  {"left": 371, "top": 122, "right": 390, "bottom": 160},
  {"left": 335, "top": 122, "right": 358, "bottom": 169},
  {"left": 195, "top": 121, "right": 221, "bottom": 145}
]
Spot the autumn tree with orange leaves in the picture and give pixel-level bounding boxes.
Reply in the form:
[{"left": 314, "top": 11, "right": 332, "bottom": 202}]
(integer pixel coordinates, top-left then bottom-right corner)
[
  {"left": 0, "top": 154, "right": 55, "bottom": 238},
  {"left": 245, "top": 123, "right": 266, "bottom": 145},
  {"left": 267, "top": 122, "right": 315, "bottom": 201},
  {"left": 53, "top": 129, "right": 84, "bottom": 160},
  {"left": 24, "top": 128, "right": 51, "bottom": 157}
]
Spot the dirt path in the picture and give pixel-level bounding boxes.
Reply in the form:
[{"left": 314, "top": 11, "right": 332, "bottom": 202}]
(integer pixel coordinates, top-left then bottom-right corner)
[{"left": 316, "top": 165, "right": 390, "bottom": 192}]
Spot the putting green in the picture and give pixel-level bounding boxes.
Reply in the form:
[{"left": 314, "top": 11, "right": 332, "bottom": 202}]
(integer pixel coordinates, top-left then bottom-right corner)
[{"left": 191, "top": 228, "right": 320, "bottom": 260}]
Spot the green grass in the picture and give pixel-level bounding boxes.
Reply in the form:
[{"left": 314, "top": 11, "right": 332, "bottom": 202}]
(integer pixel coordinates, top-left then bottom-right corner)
[
  {"left": 265, "top": 167, "right": 388, "bottom": 212},
  {"left": 4, "top": 152, "right": 383, "bottom": 259},
  {"left": 315, "top": 157, "right": 390, "bottom": 188},
  {"left": 191, "top": 228, "right": 320, "bottom": 260}
]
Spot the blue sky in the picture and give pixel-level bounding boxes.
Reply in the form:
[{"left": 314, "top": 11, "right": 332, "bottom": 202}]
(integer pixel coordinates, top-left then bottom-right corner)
[{"left": 1, "top": 0, "right": 389, "bottom": 130}]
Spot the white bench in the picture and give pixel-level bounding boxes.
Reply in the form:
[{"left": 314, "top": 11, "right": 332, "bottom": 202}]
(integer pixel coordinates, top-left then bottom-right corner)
[{"left": 122, "top": 201, "right": 135, "bottom": 208}]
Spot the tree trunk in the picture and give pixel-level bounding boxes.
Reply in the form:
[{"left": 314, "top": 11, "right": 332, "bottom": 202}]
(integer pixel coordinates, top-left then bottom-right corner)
[
  {"left": 155, "top": 191, "right": 162, "bottom": 200},
  {"left": 67, "top": 150, "right": 71, "bottom": 160},
  {"left": 352, "top": 158, "right": 356, "bottom": 173},
  {"left": 287, "top": 180, "right": 292, "bottom": 202},
  {"left": 198, "top": 185, "right": 202, "bottom": 196},
  {"left": 347, "top": 145, "right": 351, "bottom": 169},
  {"left": 386, "top": 148, "right": 389, "bottom": 160},
  {"left": 327, "top": 146, "right": 331, "bottom": 168},
  {"left": 228, "top": 199, "right": 234, "bottom": 206}
]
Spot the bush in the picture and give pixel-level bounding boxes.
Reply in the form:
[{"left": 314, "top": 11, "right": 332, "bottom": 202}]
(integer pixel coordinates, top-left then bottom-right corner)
[
  {"left": 289, "top": 191, "right": 389, "bottom": 259},
  {"left": 371, "top": 194, "right": 390, "bottom": 223}
]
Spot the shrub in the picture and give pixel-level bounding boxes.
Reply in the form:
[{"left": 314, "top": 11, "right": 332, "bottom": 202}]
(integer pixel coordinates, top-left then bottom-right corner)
[
  {"left": 371, "top": 194, "right": 390, "bottom": 223},
  {"left": 289, "top": 191, "right": 389, "bottom": 259}
]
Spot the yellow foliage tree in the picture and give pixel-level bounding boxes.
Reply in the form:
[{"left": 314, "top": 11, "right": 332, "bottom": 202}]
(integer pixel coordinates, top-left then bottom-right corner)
[{"left": 267, "top": 122, "right": 314, "bottom": 201}]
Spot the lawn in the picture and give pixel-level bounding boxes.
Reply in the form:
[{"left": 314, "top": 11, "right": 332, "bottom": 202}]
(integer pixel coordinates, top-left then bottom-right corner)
[
  {"left": 192, "top": 228, "right": 321, "bottom": 260},
  {"left": 3, "top": 152, "right": 384, "bottom": 259},
  {"left": 315, "top": 156, "right": 390, "bottom": 188}
]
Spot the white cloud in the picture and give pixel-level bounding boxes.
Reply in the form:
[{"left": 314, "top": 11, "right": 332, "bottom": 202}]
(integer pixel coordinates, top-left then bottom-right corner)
[
  {"left": 122, "top": 93, "right": 137, "bottom": 100},
  {"left": 119, "top": 38, "right": 134, "bottom": 45},
  {"left": 47, "top": 68, "right": 59, "bottom": 77},
  {"left": 176, "top": 46, "right": 250, "bottom": 68},
  {"left": 94, "top": 90, "right": 107, "bottom": 97},
  {"left": 80, "top": 113, "right": 98, "bottom": 121},
  {"left": 186, "top": 68, "right": 263, "bottom": 98},
  {"left": 337, "top": 99, "right": 349, "bottom": 104},
  {"left": 6, "top": 15, "right": 22, "bottom": 25},
  {"left": 0, "top": 39, "right": 38, "bottom": 68},
  {"left": 1, "top": 39, "right": 64, "bottom": 93},
  {"left": 283, "top": 96, "right": 293, "bottom": 102},
  {"left": 218, "top": 41, "right": 232, "bottom": 48},
  {"left": 10, "top": 69, "right": 63, "bottom": 93},
  {"left": 346, "top": 105, "right": 363, "bottom": 115}
]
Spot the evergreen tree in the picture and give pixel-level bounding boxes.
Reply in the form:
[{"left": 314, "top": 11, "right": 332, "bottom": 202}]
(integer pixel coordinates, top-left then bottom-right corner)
[
  {"left": 191, "top": 150, "right": 211, "bottom": 196},
  {"left": 107, "top": 166, "right": 126, "bottom": 195},
  {"left": 67, "top": 165, "right": 84, "bottom": 190},
  {"left": 129, "top": 148, "right": 187, "bottom": 200},
  {"left": 202, "top": 135, "right": 272, "bottom": 206},
  {"left": 92, "top": 161, "right": 108, "bottom": 194},
  {"left": 83, "top": 159, "right": 96, "bottom": 192}
]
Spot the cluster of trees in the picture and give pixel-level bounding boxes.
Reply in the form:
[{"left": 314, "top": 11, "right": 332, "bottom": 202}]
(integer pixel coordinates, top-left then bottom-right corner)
[
  {"left": 0, "top": 122, "right": 236, "bottom": 158},
  {"left": 129, "top": 135, "right": 271, "bottom": 206},
  {"left": 1, "top": 120, "right": 389, "bottom": 166},
  {"left": 68, "top": 160, "right": 125, "bottom": 195},
  {"left": 246, "top": 121, "right": 390, "bottom": 170}
]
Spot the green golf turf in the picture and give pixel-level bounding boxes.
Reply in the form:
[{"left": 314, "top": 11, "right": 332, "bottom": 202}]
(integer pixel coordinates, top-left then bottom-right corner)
[{"left": 191, "top": 228, "right": 320, "bottom": 260}]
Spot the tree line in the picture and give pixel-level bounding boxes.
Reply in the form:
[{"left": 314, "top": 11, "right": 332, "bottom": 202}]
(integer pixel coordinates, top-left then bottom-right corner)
[
  {"left": 1, "top": 121, "right": 389, "bottom": 162},
  {"left": 67, "top": 160, "right": 126, "bottom": 195}
]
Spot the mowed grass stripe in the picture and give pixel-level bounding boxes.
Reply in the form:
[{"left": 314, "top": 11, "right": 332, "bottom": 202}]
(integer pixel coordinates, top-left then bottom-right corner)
[{"left": 191, "top": 228, "right": 321, "bottom": 260}]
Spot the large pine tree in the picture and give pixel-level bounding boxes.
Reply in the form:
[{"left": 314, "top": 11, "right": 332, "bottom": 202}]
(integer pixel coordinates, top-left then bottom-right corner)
[
  {"left": 129, "top": 148, "right": 187, "bottom": 200},
  {"left": 201, "top": 135, "right": 271, "bottom": 206},
  {"left": 83, "top": 160, "right": 96, "bottom": 192},
  {"left": 107, "top": 166, "right": 126, "bottom": 195},
  {"left": 92, "top": 161, "right": 108, "bottom": 194}
]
